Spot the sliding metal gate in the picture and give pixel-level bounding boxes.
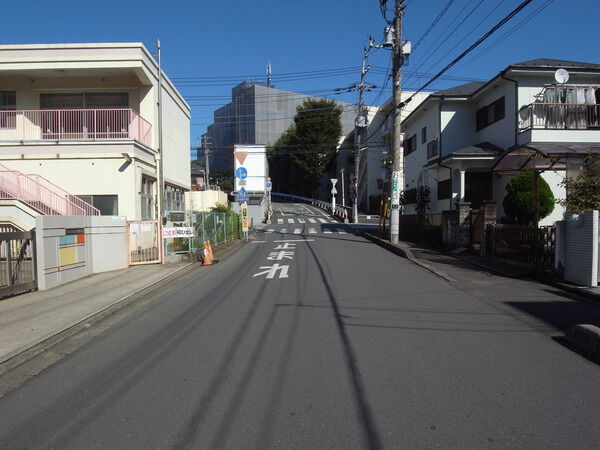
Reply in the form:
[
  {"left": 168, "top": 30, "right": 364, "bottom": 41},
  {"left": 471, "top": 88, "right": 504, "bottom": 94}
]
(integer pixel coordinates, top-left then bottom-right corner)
[
  {"left": 0, "top": 230, "right": 37, "bottom": 298},
  {"left": 128, "top": 220, "right": 161, "bottom": 265}
]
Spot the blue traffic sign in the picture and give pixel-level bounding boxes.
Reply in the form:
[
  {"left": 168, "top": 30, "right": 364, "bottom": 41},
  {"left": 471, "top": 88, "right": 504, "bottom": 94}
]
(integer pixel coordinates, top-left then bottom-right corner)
[
  {"left": 236, "top": 186, "right": 249, "bottom": 202},
  {"left": 235, "top": 167, "right": 248, "bottom": 179}
]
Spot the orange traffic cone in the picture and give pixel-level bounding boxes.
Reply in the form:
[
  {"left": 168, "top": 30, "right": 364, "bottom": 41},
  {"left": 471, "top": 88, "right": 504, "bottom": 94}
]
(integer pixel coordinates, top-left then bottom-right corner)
[
  {"left": 202, "top": 240, "right": 214, "bottom": 266},
  {"left": 207, "top": 240, "right": 216, "bottom": 263}
]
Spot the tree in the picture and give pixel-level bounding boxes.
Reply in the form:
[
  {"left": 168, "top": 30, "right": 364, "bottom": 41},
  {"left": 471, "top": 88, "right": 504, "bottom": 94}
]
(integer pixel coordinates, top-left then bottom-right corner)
[
  {"left": 502, "top": 171, "right": 555, "bottom": 225},
  {"left": 558, "top": 154, "right": 600, "bottom": 213},
  {"left": 267, "top": 99, "right": 342, "bottom": 198},
  {"left": 292, "top": 99, "right": 342, "bottom": 198}
]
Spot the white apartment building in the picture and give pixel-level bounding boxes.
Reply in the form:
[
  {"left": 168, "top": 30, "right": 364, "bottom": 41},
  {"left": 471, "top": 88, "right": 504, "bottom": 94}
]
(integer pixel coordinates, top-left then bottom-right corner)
[
  {"left": 402, "top": 59, "right": 600, "bottom": 225},
  {"left": 0, "top": 43, "right": 191, "bottom": 228}
]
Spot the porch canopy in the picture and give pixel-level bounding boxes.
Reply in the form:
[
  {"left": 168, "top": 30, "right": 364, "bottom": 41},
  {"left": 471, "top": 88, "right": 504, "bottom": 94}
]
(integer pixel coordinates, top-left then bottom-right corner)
[{"left": 492, "top": 144, "right": 600, "bottom": 172}]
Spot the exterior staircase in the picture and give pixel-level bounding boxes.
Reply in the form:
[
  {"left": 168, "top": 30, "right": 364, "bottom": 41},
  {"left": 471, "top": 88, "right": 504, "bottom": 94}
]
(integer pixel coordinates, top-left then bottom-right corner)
[{"left": 0, "top": 164, "right": 99, "bottom": 229}]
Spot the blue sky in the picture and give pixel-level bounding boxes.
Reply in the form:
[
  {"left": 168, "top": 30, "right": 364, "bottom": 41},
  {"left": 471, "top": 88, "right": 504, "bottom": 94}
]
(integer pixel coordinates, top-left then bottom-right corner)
[{"left": 2, "top": 0, "right": 598, "bottom": 156}]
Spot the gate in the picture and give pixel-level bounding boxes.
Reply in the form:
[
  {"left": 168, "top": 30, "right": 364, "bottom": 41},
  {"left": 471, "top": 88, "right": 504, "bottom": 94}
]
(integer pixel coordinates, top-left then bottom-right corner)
[
  {"left": 128, "top": 220, "right": 161, "bottom": 265},
  {"left": 0, "top": 230, "right": 37, "bottom": 298},
  {"left": 470, "top": 209, "right": 481, "bottom": 249}
]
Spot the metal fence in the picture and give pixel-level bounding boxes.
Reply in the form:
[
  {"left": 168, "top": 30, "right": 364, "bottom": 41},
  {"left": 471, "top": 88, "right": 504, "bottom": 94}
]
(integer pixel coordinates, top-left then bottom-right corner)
[
  {"left": 485, "top": 224, "right": 555, "bottom": 268},
  {"left": 0, "top": 230, "right": 37, "bottom": 298},
  {"left": 165, "top": 211, "right": 241, "bottom": 255}
]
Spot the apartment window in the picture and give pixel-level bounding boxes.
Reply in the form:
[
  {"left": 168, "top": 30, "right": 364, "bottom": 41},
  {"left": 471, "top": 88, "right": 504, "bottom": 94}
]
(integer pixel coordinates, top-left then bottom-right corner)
[
  {"left": 0, "top": 91, "right": 16, "bottom": 129},
  {"left": 421, "top": 127, "right": 427, "bottom": 144},
  {"left": 426, "top": 140, "right": 438, "bottom": 159},
  {"left": 437, "top": 179, "right": 451, "bottom": 200},
  {"left": 476, "top": 96, "right": 505, "bottom": 131},
  {"left": 404, "top": 134, "right": 417, "bottom": 156},
  {"left": 140, "top": 176, "right": 155, "bottom": 219},
  {"left": 77, "top": 195, "right": 118, "bottom": 216},
  {"left": 40, "top": 93, "right": 128, "bottom": 109},
  {"left": 165, "top": 185, "right": 185, "bottom": 212}
]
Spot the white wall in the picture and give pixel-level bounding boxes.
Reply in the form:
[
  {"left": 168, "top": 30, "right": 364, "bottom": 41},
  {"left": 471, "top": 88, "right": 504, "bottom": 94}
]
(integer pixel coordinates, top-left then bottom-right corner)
[
  {"left": 185, "top": 190, "right": 229, "bottom": 211},
  {"left": 35, "top": 215, "right": 128, "bottom": 290},
  {"left": 234, "top": 145, "right": 267, "bottom": 193}
]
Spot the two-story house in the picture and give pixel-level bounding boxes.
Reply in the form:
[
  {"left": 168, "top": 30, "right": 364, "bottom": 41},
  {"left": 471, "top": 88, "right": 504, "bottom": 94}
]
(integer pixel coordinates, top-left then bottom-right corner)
[
  {"left": 402, "top": 59, "right": 600, "bottom": 225},
  {"left": 0, "top": 43, "right": 191, "bottom": 229}
]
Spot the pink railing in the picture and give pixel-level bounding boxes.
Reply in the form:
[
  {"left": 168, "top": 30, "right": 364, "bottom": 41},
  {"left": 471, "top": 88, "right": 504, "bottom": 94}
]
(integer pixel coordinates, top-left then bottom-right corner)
[
  {"left": 0, "top": 108, "right": 152, "bottom": 147},
  {"left": 0, "top": 164, "right": 100, "bottom": 216}
]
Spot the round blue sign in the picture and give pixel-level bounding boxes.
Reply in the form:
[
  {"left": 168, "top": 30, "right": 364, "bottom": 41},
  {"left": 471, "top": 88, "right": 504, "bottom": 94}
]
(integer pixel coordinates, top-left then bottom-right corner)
[{"left": 235, "top": 167, "right": 248, "bottom": 180}]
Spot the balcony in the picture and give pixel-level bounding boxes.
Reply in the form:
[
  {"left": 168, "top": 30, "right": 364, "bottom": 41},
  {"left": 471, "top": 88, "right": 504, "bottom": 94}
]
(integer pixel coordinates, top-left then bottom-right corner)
[
  {"left": 519, "top": 103, "right": 600, "bottom": 132},
  {"left": 0, "top": 108, "right": 152, "bottom": 147}
]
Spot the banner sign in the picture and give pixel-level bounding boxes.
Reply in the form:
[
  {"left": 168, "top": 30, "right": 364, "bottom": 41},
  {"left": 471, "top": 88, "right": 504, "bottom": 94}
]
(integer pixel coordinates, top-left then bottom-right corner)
[
  {"left": 391, "top": 171, "right": 401, "bottom": 210},
  {"left": 241, "top": 202, "right": 249, "bottom": 232},
  {"left": 163, "top": 227, "right": 194, "bottom": 238}
]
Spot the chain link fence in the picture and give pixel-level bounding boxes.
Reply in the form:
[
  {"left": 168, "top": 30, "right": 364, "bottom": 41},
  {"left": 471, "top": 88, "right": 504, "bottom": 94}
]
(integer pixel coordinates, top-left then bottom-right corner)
[{"left": 165, "top": 211, "right": 241, "bottom": 255}]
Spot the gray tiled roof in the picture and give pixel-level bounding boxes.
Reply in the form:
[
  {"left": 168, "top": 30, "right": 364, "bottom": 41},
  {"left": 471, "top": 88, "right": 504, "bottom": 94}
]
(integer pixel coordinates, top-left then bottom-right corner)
[
  {"left": 510, "top": 59, "right": 600, "bottom": 70},
  {"left": 433, "top": 81, "right": 486, "bottom": 96}
]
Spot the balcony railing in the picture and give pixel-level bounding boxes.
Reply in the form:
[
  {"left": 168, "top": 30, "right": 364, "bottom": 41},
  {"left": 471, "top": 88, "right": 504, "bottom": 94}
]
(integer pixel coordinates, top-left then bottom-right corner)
[
  {"left": 0, "top": 108, "right": 152, "bottom": 147},
  {"left": 519, "top": 103, "right": 600, "bottom": 131},
  {"left": 0, "top": 164, "right": 100, "bottom": 216}
]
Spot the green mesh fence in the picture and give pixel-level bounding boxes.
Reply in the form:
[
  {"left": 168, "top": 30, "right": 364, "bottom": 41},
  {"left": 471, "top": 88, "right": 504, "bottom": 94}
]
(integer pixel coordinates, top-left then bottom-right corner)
[{"left": 165, "top": 211, "right": 242, "bottom": 255}]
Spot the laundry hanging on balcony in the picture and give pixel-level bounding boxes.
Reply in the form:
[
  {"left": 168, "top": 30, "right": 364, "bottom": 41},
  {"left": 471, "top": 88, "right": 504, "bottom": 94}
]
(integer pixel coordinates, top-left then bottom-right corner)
[{"left": 530, "top": 84, "right": 600, "bottom": 129}]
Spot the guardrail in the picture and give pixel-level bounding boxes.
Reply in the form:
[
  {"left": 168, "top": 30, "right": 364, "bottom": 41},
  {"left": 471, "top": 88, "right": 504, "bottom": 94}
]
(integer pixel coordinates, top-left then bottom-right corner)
[{"left": 271, "top": 192, "right": 351, "bottom": 222}]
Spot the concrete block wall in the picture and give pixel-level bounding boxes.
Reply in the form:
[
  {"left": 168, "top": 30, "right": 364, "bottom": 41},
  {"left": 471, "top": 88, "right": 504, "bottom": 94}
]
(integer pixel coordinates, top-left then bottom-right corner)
[
  {"left": 564, "top": 211, "right": 598, "bottom": 287},
  {"left": 35, "top": 215, "right": 128, "bottom": 290}
]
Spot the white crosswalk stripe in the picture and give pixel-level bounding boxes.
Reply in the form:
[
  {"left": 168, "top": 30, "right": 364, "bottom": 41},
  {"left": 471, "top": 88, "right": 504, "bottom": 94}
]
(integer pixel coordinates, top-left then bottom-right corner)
[
  {"left": 298, "top": 219, "right": 305, "bottom": 223},
  {"left": 288, "top": 219, "right": 294, "bottom": 224},
  {"left": 308, "top": 228, "right": 317, "bottom": 234},
  {"left": 277, "top": 219, "right": 283, "bottom": 224},
  {"left": 308, "top": 218, "right": 316, "bottom": 223},
  {"left": 293, "top": 228, "right": 302, "bottom": 234},
  {"left": 318, "top": 218, "right": 327, "bottom": 223}
]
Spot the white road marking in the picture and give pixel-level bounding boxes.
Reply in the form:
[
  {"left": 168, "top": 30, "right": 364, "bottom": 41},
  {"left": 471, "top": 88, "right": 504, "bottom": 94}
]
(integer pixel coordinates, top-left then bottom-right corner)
[
  {"left": 266, "top": 229, "right": 275, "bottom": 233},
  {"left": 288, "top": 218, "right": 294, "bottom": 224},
  {"left": 308, "top": 218, "right": 316, "bottom": 223},
  {"left": 281, "top": 228, "right": 288, "bottom": 233},
  {"left": 323, "top": 229, "right": 332, "bottom": 234},
  {"left": 293, "top": 228, "right": 302, "bottom": 234},
  {"left": 308, "top": 228, "right": 317, "bottom": 234},
  {"left": 251, "top": 241, "right": 267, "bottom": 244},
  {"left": 274, "top": 239, "right": 315, "bottom": 242},
  {"left": 277, "top": 219, "right": 283, "bottom": 224},
  {"left": 298, "top": 218, "right": 305, "bottom": 224},
  {"left": 318, "top": 218, "right": 327, "bottom": 223},
  {"left": 336, "top": 229, "right": 347, "bottom": 234}
]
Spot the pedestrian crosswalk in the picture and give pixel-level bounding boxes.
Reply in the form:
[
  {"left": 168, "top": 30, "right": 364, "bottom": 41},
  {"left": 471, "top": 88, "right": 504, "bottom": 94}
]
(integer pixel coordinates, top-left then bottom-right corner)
[
  {"left": 276, "top": 217, "right": 335, "bottom": 225},
  {"left": 264, "top": 226, "right": 348, "bottom": 235}
]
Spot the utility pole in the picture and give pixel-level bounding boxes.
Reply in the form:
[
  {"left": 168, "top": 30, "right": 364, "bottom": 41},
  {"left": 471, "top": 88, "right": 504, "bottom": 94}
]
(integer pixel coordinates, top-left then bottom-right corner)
[
  {"left": 202, "top": 135, "right": 211, "bottom": 188},
  {"left": 152, "top": 39, "right": 165, "bottom": 263},
  {"left": 390, "top": 0, "right": 405, "bottom": 244},
  {"left": 352, "top": 47, "right": 375, "bottom": 224}
]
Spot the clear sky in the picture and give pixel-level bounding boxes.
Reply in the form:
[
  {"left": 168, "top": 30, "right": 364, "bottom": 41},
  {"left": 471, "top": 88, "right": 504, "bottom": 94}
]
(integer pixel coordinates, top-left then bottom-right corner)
[{"left": 2, "top": 0, "right": 598, "bottom": 156}]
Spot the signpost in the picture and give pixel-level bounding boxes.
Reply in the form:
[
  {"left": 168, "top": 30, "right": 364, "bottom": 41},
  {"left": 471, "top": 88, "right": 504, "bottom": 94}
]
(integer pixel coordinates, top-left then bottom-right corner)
[
  {"left": 331, "top": 178, "right": 338, "bottom": 212},
  {"left": 241, "top": 201, "right": 249, "bottom": 242},
  {"left": 236, "top": 186, "right": 249, "bottom": 203}
]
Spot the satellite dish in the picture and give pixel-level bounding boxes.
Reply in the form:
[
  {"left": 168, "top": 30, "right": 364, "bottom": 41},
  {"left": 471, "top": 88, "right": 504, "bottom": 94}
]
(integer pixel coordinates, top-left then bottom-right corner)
[{"left": 554, "top": 69, "right": 570, "bottom": 84}]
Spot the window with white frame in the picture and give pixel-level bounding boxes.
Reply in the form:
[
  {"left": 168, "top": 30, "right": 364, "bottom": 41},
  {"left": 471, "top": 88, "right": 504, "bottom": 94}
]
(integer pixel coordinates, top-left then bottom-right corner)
[
  {"left": 140, "top": 176, "right": 155, "bottom": 219},
  {"left": 0, "top": 91, "right": 16, "bottom": 129},
  {"left": 165, "top": 185, "right": 185, "bottom": 212}
]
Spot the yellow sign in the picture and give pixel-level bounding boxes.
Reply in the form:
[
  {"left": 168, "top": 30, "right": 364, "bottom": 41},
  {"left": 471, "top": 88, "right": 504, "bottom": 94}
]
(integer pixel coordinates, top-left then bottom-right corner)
[{"left": 241, "top": 203, "right": 249, "bottom": 232}]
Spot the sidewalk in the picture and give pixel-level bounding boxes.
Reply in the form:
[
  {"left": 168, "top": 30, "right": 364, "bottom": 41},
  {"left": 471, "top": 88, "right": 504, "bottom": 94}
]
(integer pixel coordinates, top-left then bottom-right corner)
[
  {"left": 0, "top": 262, "right": 192, "bottom": 368},
  {"left": 358, "top": 229, "right": 600, "bottom": 301}
]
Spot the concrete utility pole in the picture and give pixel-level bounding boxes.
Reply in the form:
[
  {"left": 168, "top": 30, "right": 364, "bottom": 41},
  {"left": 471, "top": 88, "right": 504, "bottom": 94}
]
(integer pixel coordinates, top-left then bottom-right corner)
[
  {"left": 154, "top": 39, "right": 165, "bottom": 223},
  {"left": 202, "top": 135, "right": 211, "bottom": 188},
  {"left": 353, "top": 48, "right": 375, "bottom": 224},
  {"left": 390, "top": 0, "right": 405, "bottom": 244}
]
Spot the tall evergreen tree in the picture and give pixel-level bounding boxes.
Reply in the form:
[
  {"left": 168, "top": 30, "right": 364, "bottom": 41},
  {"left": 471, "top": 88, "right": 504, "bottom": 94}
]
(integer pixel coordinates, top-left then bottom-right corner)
[{"left": 267, "top": 99, "right": 342, "bottom": 198}]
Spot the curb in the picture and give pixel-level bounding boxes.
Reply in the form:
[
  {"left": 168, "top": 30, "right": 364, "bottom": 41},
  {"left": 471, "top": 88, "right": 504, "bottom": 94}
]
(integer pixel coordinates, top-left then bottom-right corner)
[{"left": 359, "top": 231, "right": 456, "bottom": 282}]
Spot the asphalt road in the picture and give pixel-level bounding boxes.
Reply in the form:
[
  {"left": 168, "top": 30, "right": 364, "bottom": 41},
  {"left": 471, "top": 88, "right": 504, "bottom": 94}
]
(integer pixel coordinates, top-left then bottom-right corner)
[{"left": 1, "top": 201, "right": 600, "bottom": 449}]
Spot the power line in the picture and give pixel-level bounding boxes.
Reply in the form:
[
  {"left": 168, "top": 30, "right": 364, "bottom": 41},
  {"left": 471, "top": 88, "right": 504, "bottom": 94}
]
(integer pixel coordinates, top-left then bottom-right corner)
[{"left": 412, "top": 0, "right": 457, "bottom": 51}]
